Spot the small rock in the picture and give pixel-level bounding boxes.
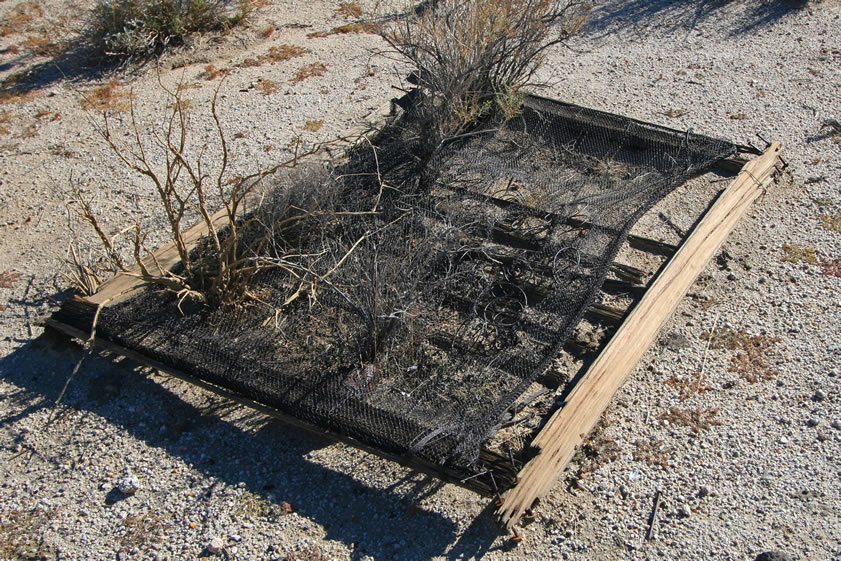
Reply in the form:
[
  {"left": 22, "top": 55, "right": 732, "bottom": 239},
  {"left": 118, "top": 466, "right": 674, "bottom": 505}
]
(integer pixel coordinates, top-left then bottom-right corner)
[
  {"left": 228, "top": 534, "right": 242, "bottom": 543},
  {"left": 812, "top": 389, "right": 826, "bottom": 402},
  {"left": 206, "top": 537, "right": 224, "bottom": 555},
  {"left": 831, "top": 420, "right": 841, "bottom": 430},
  {"left": 754, "top": 552, "right": 794, "bottom": 561},
  {"left": 679, "top": 504, "right": 692, "bottom": 518},
  {"left": 117, "top": 473, "right": 140, "bottom": 496},
  {"left": 697, "top": 486, "right": 711, "bottom": 498},
  {"left": 806, "top": 418, "right": 819, "bottom": 427},
  {"left": 727, "top": 272, "right": 737, "bottom": 281}
]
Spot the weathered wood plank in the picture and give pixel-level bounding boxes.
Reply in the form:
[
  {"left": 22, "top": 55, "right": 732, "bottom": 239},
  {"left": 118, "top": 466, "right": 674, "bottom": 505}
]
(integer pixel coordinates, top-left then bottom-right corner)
[{"left": 497, "top": 143, "right": 782, "bottom": 530}]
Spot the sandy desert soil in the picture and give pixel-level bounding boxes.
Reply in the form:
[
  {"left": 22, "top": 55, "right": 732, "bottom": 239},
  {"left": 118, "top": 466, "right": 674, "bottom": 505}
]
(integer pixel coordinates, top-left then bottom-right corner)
[{"left": 1, "top": 1, "right": 840, "bottom": 560}]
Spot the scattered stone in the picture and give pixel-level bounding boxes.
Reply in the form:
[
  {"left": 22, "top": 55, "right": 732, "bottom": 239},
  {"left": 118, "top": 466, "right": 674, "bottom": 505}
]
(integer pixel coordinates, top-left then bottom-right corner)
[
  {"left": 831, "top": 420, "right": 841, "bottom": 430},
  {"left": 679, "top": 504, "right": 692, "bottom": 518},
  {"left": 697, "top": 486, "right": 711, "bottom": 499},
  {"left": 813, "top": 389, "right": 827, "bottom": 402},
  {"left": 663, "top": 331, "right": 690, "bottom": 351},
  {"left": 117, "top": 473, "right": 140, "bottom": 496},
  {"left": 754, "top": 552, "right": 794, "bottom": 561},
  {"left": 206, "top": 537, "right": 224, "bottom": 555},
  {"left": 727, "top": 272, "right": 737, "bottom": 281},
  {"left": 228, "top": 534, "right": 242, "bottom": 543},
  {"left": 806, "top": 418, "right": 820, "bottom": 427}
]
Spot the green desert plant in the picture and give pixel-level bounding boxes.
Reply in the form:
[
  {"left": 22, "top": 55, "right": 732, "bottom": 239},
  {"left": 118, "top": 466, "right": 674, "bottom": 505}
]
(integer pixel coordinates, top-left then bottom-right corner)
[
  {"left": 383, "top": 0, "right": 590, "bottom": 152},
  {"left": 89, "top": 0, "right": 254, "bottom": 58}
]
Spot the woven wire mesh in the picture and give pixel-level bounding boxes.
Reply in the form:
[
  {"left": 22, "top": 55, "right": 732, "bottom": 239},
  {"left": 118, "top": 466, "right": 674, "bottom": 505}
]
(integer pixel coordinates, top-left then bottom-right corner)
[{"left": 56, "top": 96, "right": 735, "bottom": 473}]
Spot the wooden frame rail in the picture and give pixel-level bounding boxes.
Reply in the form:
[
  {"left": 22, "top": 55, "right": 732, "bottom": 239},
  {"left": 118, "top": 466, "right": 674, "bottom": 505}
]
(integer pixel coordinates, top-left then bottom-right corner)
[{"left": 496, "top": 143, "right": 782, "bottom": 530}]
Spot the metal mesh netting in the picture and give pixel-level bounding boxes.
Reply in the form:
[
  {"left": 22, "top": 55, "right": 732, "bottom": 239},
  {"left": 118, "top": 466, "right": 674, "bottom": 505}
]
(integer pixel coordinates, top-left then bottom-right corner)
[{"left": 55, "top": 96, "right": 734, "bottom": 475}]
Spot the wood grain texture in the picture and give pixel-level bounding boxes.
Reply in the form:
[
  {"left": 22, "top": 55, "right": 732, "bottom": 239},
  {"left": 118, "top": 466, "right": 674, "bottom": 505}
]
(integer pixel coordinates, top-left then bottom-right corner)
[{"left": 497, "top": 143, "right": 782, "bottom": 530}]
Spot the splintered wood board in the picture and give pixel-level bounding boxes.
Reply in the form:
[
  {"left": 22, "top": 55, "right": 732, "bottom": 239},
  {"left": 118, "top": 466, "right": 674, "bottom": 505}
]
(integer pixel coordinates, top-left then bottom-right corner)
[{"left": 496, "top": 143, "right": 782, "bottom": 530}]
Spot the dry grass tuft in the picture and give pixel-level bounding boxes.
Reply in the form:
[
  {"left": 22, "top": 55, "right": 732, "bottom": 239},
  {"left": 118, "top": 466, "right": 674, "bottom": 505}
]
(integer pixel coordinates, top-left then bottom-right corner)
[
  {"left": 820, "top": 257, "right": 841, "bottom": 278},
  {"left": 291, "top": 62, "right": 328, "bottom": 82},
  {"left": 302, "top": 119, "right": 323, "bottom": 132},
  {"left": 782, "top": 243, "right": 817, "bottom": 263},
  {"left": 203, "top": 64, "right": 229, "bottom": 80},
  {"left": 119, "top": 511, "right": 171, "bottom": 552},
  {"left": 819, "top": 212, "right": 841, "bottom": 232},
  {"left": 261, "top": 44, "right": 309, "bottom": 63},
  {"left": 705, "top": 327, "right": 781, "bottom": 383},
  {"left": 633, "top": 437, "right": 671, "bottom": 468},
  {"left": 336, "top": 0, "right": 363, "bottom": 18},
  {"left": 0, "top": 0, "right": 44, "bottom": 37},
  {"left": 0, "top": 270, "right": 22, "bottom": 289},
  {"left": 658, "top": 407, "right": 722, "bottom": 433},
  {"left": 0, "top": 506, "right": 56, "bottom": 560},
  {"left": 665, "top": 371, "right": 711, "bottom": 401},
  {"left": 573, "top": 415, "right": 619, "bottom": 477},
  {"left": 255, "top": 79, "right": 280, "bottom": 95},
  {"left": 80, "top": 80, "right": 132, "bottom": 113}
]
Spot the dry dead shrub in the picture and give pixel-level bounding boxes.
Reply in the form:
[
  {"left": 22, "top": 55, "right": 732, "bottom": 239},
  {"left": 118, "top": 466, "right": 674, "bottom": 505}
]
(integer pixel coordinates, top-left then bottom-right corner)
[
  {"left": 383, "top": 0, "right": 590, "bottom": 152},
  {"left": 68, "top": 79, "right": 333, "bottom": 308}
]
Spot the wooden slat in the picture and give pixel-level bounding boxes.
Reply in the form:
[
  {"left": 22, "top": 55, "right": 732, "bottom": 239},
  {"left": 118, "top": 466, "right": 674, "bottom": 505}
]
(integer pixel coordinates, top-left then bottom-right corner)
[{"left": 497, "top": 143, "right": 782, "bottom": 530}]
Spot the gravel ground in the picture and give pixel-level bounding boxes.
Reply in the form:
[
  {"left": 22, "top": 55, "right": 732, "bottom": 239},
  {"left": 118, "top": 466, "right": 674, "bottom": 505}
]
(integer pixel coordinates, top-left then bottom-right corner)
[{"left": 1, "top": 1, "right": 840, "bottom": 560}]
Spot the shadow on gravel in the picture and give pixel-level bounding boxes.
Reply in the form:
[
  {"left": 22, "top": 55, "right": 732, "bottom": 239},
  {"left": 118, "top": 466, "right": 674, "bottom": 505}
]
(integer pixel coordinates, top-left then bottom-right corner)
[
  {"left": 0, "top": 38, "right": 142, "bottom": 98},
  {"left": 0, "top": 331, "right": 502, "bottom": 560},
  {"left": 581, "top": 0, "right": 810, "bottom": 38}
]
